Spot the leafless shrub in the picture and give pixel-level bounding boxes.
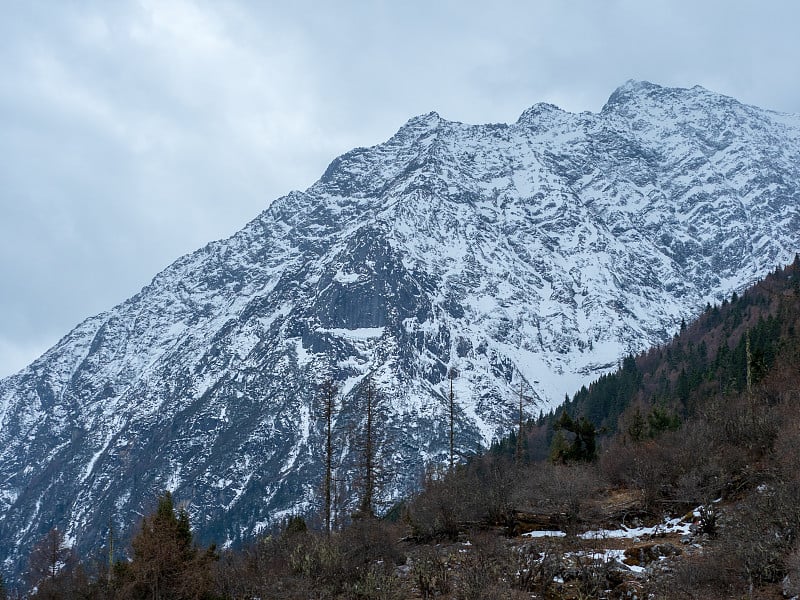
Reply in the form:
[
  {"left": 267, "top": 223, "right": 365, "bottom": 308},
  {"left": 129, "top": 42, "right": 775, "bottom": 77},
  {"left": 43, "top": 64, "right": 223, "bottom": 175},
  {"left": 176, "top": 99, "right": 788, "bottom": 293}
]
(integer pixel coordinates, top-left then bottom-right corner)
[
  {"left": 405, "top": 469, "right": 469, "bottom": 541},
  {"left": 345, "top": 562, "right": 407, "bottom": 600},
  {"left": 600, "top": 439, "right": 672, "bottom": 511},
  {"left": 511, "top": 461, "right": 603, "bottom": 535},
  {"left": 782, "top": 548, "right": 800, "bottom": 599},
  {"left": 730, "top": 493, "right": 794, "bottom": 586},
  {"left": 338, "top": 517, "right": 405, "bottom": 574},
  {"left": 466, "top": 455, "right": 518, "bottom": 526},
  {"left": 510, "top": 539, "right": 563, "bottom": 597},
  {"left": 453, "top": 532, "right": 512, "bottom": 600},
  {"left": 411, "top": 546, "right": 451, "bottom": 599},
  {"left": 648, "top": 550, "right": 743, "bottom": 600}
]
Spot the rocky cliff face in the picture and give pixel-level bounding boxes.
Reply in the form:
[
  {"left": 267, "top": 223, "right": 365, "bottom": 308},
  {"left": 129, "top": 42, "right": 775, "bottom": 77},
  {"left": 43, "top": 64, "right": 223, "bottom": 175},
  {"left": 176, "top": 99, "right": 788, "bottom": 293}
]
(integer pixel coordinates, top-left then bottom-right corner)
[{"left": 2, "top": 80, "right": 799, "bottom": 575}]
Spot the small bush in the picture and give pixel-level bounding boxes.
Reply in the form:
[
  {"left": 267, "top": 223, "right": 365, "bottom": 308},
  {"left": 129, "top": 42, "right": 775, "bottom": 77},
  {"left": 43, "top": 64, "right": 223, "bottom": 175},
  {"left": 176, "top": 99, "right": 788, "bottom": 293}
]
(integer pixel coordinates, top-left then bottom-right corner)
[{"left": 412, "top": 547, "right": 451, "bottom": 599}]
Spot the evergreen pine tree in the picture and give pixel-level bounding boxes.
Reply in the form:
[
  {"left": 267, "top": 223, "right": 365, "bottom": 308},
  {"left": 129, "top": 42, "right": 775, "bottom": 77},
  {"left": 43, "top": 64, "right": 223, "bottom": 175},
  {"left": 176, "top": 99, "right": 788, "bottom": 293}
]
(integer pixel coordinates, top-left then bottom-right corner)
[
  {"left": 575, "top": 416, "right": 598, "bottom": 460},
  {"left": 647, "top": 405, "right": 681, "bottom": 436},
  {"left": 627, "top": 406, "right": 646, "bottom": 442},
  {"left": 551, "top": 412, "right": 598, "bottom": 462},
  {"left": 549, "top": 429, "right": 570, "bottom": 464},
  {"left": 676, "top": 368, "right": 691, "bottom": 406},
  {"left": 506, "top": 429, "right": 517, "bottom": 457},
  {"left": 124, "top": 491, "right": 215, "bottom": 600}
]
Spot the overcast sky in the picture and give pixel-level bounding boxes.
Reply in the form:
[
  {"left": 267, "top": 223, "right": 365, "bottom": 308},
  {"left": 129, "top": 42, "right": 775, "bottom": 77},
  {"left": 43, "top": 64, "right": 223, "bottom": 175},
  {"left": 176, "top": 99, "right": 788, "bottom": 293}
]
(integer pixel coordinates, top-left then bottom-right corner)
[{"left": 2, "top": 0, "right": 800, "bottom": 378}]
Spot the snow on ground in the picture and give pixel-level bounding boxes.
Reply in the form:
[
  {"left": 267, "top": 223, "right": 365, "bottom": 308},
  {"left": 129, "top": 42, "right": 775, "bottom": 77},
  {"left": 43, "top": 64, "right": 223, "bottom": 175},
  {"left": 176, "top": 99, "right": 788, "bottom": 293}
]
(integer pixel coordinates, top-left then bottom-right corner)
[
  {"left": 318, "top": 326, "right": 385, "bottom": 340},
  {"left": 523, "top": 530, "right": 567, "bottom": 538},
  {"left": 522, "top": 514, "right": 694, "bottom": 542},
  {"left": 521, "top": 515, "right": 697, "bottom": 578},
  {"left": 333, "top": 269, "right": 362, "bottom": 284},
  {"left": 519, "top": 509, "right": 700, "bottom": 581},
  {"left": 568, "top": 549, "right": 646, "bottom": 574},
  {"left": 579, "top": 516, "right": 692, "bottom": 540}
]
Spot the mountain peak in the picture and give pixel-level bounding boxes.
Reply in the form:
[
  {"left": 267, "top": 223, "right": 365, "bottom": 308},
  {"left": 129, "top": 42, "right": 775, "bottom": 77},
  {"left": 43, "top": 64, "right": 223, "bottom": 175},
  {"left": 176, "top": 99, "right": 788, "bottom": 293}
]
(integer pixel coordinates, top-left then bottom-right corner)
[
  {"left": 3, "top": 81, "right": 800, "bottom": 583},
  {"left": 516, "top": 102, "right": 565, "bottom": 126},
  {"left": 601, "top": 80, "right": 737, "bottom": 115},
  {"left": 400, "top": 111, "right": 443, "bottom": 131},
  {"left": 602, "top": 79, "right": 664, "bottom": 109},
  {"left": 617, "top": 79, "right": 662, "bottom": 94}
]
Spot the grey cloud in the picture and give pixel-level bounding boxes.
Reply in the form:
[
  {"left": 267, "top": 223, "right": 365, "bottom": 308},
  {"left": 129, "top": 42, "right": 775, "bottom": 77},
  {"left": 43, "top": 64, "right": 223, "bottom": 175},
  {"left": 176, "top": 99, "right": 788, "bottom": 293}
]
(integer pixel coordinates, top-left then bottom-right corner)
[{"left": 1, "top": 0, "right": 799, "bottom": 376}]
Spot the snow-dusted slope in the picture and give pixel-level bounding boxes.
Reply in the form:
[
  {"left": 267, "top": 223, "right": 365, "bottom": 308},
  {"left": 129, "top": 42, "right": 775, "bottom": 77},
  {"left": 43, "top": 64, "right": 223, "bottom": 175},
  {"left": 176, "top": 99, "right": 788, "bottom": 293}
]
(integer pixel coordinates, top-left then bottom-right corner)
[{"left": 2, "top": 81, "right": 799, "bottom": 574}]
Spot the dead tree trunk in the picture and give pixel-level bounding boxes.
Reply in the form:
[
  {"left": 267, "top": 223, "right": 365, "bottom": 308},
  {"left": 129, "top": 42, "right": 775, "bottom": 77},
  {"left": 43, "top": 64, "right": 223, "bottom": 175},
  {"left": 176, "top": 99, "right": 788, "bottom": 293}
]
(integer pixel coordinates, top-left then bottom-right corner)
[
  {"left": 358, "top": 377, "right": 376, "bottom": 517},
  {"left": 321, "top": 380, "right": 337, "bottom": 535}
]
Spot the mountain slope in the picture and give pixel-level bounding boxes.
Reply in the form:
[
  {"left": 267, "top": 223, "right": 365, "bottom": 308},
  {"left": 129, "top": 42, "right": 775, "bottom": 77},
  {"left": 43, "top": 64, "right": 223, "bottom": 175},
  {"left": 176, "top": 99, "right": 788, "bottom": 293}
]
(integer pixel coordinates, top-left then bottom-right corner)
[{"left": 2, "top": 81, "right": 800, "bottom": 576}]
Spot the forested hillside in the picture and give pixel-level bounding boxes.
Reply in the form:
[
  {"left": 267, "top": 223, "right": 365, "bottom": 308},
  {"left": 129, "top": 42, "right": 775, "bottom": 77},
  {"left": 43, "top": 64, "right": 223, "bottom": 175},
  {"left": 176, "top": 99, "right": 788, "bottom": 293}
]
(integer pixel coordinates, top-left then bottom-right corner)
[{"left": 560, "top": 254, "right": 800, "bottom": 436}]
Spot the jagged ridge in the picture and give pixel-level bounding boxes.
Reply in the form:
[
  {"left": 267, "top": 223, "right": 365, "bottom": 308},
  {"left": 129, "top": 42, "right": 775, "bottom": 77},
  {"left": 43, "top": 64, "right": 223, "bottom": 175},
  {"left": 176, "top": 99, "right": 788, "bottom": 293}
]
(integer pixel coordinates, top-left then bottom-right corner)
[{"left": 1, "top": 81, "right": 799, "bottom": 577}]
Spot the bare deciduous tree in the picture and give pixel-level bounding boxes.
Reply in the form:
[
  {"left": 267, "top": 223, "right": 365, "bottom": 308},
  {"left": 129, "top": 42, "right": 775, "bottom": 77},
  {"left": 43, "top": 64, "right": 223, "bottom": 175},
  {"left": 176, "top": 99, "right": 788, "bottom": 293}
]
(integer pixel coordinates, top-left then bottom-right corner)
[{"left": 26, "top": 528, "right": 73, "bottom": 598}]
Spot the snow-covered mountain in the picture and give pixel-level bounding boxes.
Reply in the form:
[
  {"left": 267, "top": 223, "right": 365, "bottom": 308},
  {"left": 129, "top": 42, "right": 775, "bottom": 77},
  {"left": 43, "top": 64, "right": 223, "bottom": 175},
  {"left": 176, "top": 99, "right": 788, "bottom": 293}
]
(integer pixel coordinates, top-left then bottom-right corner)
[{"left": 2, "top": 80, "right": 799, "bottom": 575}]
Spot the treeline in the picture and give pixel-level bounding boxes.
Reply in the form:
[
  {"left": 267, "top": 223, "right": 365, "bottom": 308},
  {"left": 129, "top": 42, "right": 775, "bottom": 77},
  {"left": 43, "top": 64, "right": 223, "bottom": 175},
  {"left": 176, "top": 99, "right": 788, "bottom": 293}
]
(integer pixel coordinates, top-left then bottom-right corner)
[
  {"left": 557, "top": 254, "right": 800, "bottom": 437},
  {"left": 6, "top": 257, "right": 800, "bottom": 599},
  {"left": 402, "top": 257, "right": 800, "bottom": 597}
]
